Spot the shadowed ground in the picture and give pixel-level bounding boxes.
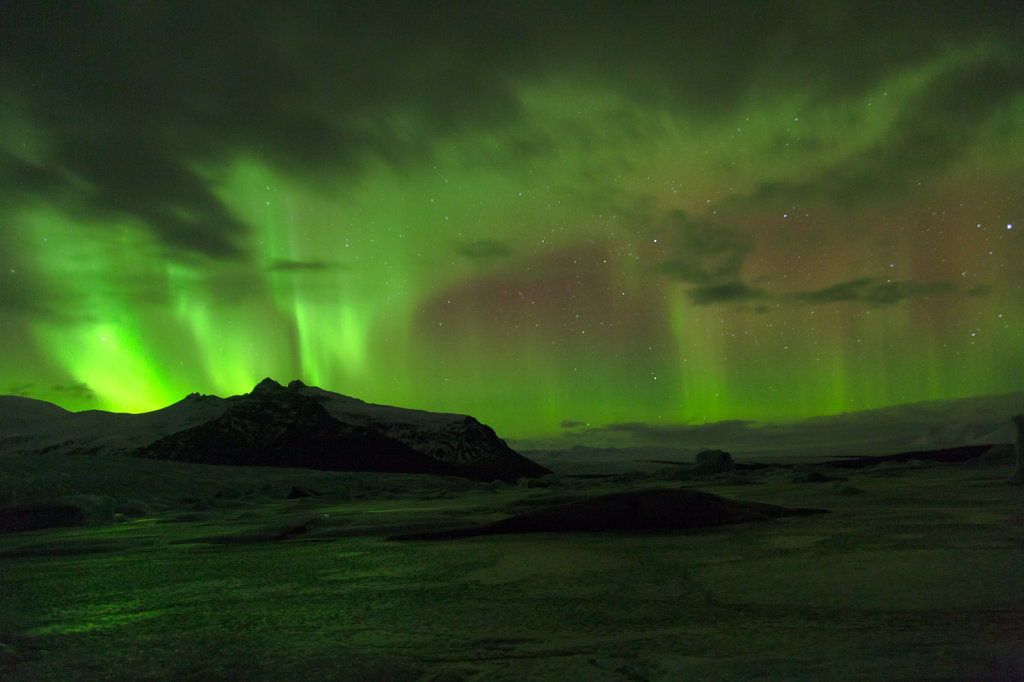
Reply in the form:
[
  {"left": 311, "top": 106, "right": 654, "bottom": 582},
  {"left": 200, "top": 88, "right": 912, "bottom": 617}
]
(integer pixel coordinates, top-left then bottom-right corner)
[
  {"left": 389, "top": 487, "right": 826, "bottom": 540},
  {"left": 1, "top": 450, "right": 1022, "bottom": 681}
]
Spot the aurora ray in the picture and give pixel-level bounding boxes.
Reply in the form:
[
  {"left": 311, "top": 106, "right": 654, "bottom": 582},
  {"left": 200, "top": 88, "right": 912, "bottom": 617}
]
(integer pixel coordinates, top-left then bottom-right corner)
[{"left": 1, "top": 1, "right": 1021, "bottom": 441}]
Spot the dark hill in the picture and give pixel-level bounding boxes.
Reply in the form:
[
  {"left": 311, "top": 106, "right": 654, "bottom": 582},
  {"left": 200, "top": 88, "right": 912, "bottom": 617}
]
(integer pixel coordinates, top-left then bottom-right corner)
[
  {"left": 390, "top": 487, "right": 827, "bottom": 540},
  {"left": 133, "top": 378, "right": 550, "bottom": 482},
  {"left": 136, "top": 383, "right": 456, "bottom": 477}
]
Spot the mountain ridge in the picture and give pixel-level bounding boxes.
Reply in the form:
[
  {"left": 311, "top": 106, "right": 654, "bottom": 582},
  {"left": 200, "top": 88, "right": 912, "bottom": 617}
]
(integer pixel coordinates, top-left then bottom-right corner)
[{"left": 0, "top": 379, "right": 551, "bottom": 483}]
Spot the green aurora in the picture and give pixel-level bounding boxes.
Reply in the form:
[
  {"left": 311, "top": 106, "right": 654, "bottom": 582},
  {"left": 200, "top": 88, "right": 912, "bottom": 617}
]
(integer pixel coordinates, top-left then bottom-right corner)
[{"left": 1, "top": 2, "right": 1022, "bottom": 440}]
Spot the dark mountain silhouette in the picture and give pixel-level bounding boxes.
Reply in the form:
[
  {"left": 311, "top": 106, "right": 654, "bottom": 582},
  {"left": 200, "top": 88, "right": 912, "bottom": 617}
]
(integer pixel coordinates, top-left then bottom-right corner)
[
  {"left": 136, "top": 379, "right": 457, "bottom": 477},
  {"left": 0, "top": 378, "right": 551, "bottom": 482}
]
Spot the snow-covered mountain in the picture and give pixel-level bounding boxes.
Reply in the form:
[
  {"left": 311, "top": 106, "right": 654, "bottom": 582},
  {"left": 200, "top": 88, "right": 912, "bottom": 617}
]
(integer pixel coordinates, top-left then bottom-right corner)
[
  {"left": 513, "top": 391, "right": 1024, "bottom": 462},
  {"left": 0, "top": 379, "right": 551, "bottom": 483}
]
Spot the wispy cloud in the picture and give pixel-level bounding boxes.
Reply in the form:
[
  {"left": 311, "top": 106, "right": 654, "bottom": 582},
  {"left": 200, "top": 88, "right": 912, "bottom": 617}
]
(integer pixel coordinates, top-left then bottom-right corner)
[
  {"left": 50, "top": 382, "right": 96, "bottom": 401},
  {"left": 655, "top": 210, "right": 752, "bottom": 285},
  {"left": 455, "top": 239, "right": 513, "bottom": 262},
  {"left": 266, "top": 259, "right": 346, "bottom": 272},
  {"left": 688, "top": 281, "right": 769, "bottom": 306},
  {"left": 787, "top": 278, "right": 957, "bottom": 305},
  {"left": 596, "top": 419, "right": 759, "bottom": 445}
]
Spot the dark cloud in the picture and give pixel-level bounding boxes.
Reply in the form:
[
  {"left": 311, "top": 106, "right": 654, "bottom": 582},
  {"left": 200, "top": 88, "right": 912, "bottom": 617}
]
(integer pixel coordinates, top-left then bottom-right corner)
[
  {"left": 5, "top": 384, "right": 36, "bottom": 398},
  {"left": 534, "top": 1, "right": 1023, "bottom": 118},
  {"left": 2, "top": 0, "right": 1019, "bottom": 261},
  {"left": 455, "top": 239, "right": 514, "bottom": 262},
  {"left": 885, "top": 53, "right": 1024, "bottom": 173},
  {"left": 66, "top": 140, "right": 251, "bottom": 259},
  {"left": 687, "top": 282, "right": 769, "bottom": 306},
  {"left": 655, "top": 211, "right": 752, "bottom": 285},
  {"left": 0, "top": 2, "right": 527, "bottom": 260},
  {"left": 652, "top": 210, "right": 766, "bottom": 307},
  {"left": 267, "top": 259, "right": 346, "bottom": 272},
  {"left": 0, "top": 270, "right": 38, "bottom": 316},
  {"left": 789, "top": 278, "right": 957, "bottom": 305},
  {"left": 50, "top": 382, "right": 97, "bottom": 401},
  {"left": 673, "top": 270, "right": 965, "bottom": 309},
  {"left": 603, "top": 422, "right": 653, "bottom": 433},
  {"left": 648, "top": 198, "right": 980, "bottom": 309},
  {"left": 597, "top": 419, "right": 759, "bottom": 446},
  {"left": 965, "top": 284, "right": 993, "bottom": 297},
  {"left": 651, "top": 207, "right": 970, "bottom": 310},
  {"left": 750, "top": 49, "right": 1024, "bottom": 207},
  {"left": 2, "top": 381, "right": 97, "bottom": 406},
  {"left": 0, "top": 151, "right": 66, "bottom": 203},
  {"left": 560, "top": 420, "right": 587, "bottom": 428},
  {"left": 601, "top": 420, "right": 758, "bottom": 436}
]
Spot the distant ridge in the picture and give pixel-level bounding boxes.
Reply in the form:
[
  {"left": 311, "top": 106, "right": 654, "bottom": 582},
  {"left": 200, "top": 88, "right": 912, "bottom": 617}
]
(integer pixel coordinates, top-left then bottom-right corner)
[
  {"left": 0, "top": 379, "right": 551, "bottom": 483},
  {"left": 513, "top": 391, "right": 1024, "bottom": 458}
]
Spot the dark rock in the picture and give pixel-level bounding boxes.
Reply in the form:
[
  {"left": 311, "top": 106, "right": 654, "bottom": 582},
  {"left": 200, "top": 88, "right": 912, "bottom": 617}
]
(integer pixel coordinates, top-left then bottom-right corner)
[
  {"left": 1009, "top": 415, "right": 1024, "bottom": 484},
  {"left": 0, "top": 503, "right": 84, "bottom": 533},
  {"left": 694, "top": 449, "right": 735, "bottom": 474},
  {"left": 286, "top": 486, "right": 321, "bottom": 499},
  {"left": 273, "top": 518, "right": 320, "bottom": 541},
  {"left": 819, "top": 444, "right": 993, "bottom": 469},
  {"left": 976, "top": 444, "right": 1014, "bottom": 466},
  {"left": 725, "top": 472, "right": 761, "bottom": 485},
  {"left": 389, "top": 487, "right": 826, "bottom": 540},
  {"left": 517, "top": 474, "right": 561, "bottom": 488},
  {"left": 113, "top": 499, "right": 152, "bottom": 517},
  {"left": 790, "top": 467, "right": 844, "bottom": 483},
  {"left": 61, "top": 495, "right": 113, "bottom": 524},
  {"left": 214, "top": 486, "right": 242, "bottom": 499},
  {"left": 0, "top": 495, "right": 113, "bottom": 533}
]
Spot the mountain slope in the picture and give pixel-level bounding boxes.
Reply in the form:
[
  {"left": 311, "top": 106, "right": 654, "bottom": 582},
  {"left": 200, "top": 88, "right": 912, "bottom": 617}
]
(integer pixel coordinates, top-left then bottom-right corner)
[
  {"left": 136, "top": 382, "right": 456, "bottom": 476},
  {"left": 0, "top": 379, "right": 550, "bottom": 482}
]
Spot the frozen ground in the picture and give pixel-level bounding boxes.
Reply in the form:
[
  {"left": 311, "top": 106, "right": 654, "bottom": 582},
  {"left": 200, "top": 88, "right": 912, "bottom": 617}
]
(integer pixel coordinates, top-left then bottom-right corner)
[{"left": 0, "top": 453, "right": 1022, "bottom": 681}]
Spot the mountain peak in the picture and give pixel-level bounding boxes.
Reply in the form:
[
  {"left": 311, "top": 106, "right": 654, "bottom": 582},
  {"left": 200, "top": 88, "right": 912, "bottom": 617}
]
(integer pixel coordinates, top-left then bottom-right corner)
[
  {"left": 252, "top": 377, "right": 285, "bottom": 394},
  {"left": 0, "top": 378, "right": 552, "bottom": 482}
]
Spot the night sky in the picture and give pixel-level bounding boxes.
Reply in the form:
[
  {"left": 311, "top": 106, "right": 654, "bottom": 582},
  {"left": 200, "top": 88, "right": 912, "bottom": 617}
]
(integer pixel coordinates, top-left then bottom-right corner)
[{"left": 2, "top": 2, "right": 1022, "bottom": 441}]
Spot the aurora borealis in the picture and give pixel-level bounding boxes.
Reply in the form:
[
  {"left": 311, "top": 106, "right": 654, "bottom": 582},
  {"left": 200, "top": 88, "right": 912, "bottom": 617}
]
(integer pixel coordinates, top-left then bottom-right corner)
[{"left": 1, "top": 2, "right": 1021, "bottom": 441}]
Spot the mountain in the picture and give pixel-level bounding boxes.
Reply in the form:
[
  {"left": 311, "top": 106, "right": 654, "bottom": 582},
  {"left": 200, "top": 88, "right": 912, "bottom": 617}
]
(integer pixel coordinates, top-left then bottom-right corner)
[
  {"left": 0, "top": 379, "right": 551, "bottom": 483},
  {"left": 135, "top": 380, "right": 457, "bottom": 477},
  {"left": 512, "top": 391, "right": 1024, "bottom": 460},
  {"left": 0, "top": 393, "right": 225, "bottom": 457}
]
